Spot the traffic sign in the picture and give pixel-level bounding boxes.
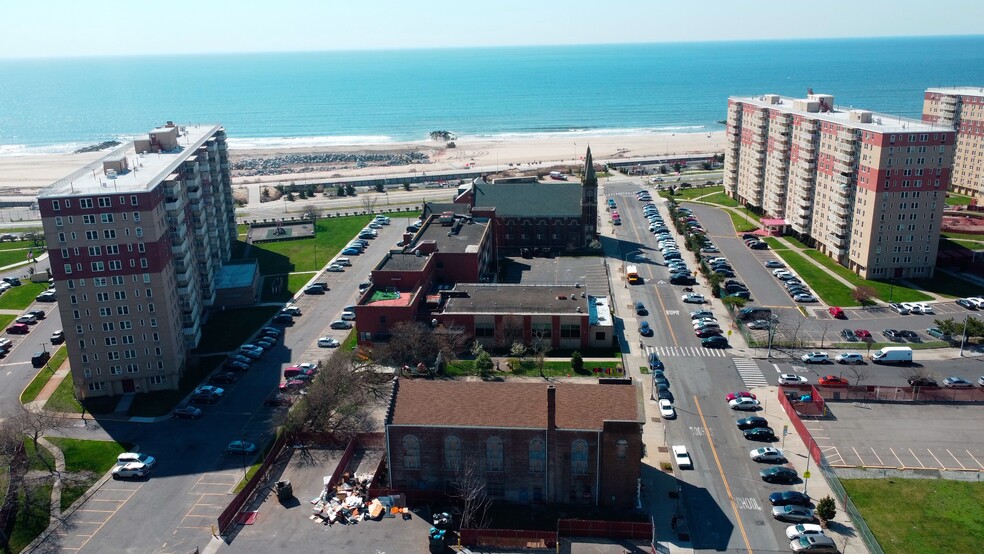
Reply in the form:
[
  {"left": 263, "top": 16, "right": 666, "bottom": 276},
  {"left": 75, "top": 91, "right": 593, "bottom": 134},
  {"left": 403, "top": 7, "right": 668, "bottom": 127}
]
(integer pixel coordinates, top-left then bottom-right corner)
[
  {"left": 783, "top": 425, "right": 788, "bottom": 436},
  {"left": 803, "top": 470, "right": 811, "bottom": 479}
]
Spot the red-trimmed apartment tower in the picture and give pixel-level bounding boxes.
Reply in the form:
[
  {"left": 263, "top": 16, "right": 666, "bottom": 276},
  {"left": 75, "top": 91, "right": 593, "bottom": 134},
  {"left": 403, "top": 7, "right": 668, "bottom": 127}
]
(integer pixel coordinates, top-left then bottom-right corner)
[
  {"left": 922, "top": 87, "right": 984, "bottom": 197},
  {"left": 38, "top": 123, "right": 237, "bottom": 398}
]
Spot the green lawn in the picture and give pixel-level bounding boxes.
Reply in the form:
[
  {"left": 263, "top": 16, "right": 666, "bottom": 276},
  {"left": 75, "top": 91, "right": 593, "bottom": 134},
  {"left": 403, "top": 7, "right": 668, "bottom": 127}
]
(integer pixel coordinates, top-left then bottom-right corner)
[
  {"left": 0, "top": 282, "right": 48, "bottom": 310},
  {"left": 0, "top": 313, "right": 15, "bottom": 332},
  {"left": 196, "top": 306, "right": 282, "bottom": 353},
  {"left": 125, "top": 355, "right": 225, "bottom": 417},
  {"left": 0, "top": 240, "right": 44, "bottom": 252},
  {"left": 941, "top": 230, "right": 984, "bottom": 242},
  {"left": 843, "top": 478, "right": 984, "bottom": 554},
  {"left": 799, "top": 250, "right": 933, "bottom": 303},
  {"left": 945, "top": 192, "right": 973, "bottom": 206},
  {"left": 260, "top": 272, "right": 315, "bottom": 302},
  {"left": 239, "top": 216, "right": 372, "bottom": 275},
  {"left": 8, "top": 481, "right": 53, "bottom": 553},
  {"left": 763, "top": 237, "right": 788, "bottom": 250},
  {"left": 770, "top": 249, "right": 859, "bottom": 306},
  {"left": 659, "top": 185, "right": 724, "bottom": 201},
  {"left": 20, "top": 345, "right": 68, "bottom": 403},
  {"left": 46, "top": 373, "right": 84, "bottom": 413},
  {"left": 23, "top": 438, "right": 55, "bottom": 471},
  {"left": 909, "top": 274, "right": 981, "bottom": 299},
  {"left": 46, "top": 437, "right": 130, "bottom": 510}
]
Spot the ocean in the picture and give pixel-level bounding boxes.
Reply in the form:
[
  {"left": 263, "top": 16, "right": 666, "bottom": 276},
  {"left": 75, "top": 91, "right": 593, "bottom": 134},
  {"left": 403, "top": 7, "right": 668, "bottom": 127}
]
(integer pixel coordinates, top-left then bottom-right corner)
[{"left": 1, "top": 35, "right": 983, "bottom": 154}]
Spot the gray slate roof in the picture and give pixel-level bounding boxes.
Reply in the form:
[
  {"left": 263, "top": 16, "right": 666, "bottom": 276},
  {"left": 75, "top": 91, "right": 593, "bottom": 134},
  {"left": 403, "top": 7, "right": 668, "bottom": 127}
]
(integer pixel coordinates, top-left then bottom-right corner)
[{"left": 471, "top": 178, "right": 582, "bottom": 218}]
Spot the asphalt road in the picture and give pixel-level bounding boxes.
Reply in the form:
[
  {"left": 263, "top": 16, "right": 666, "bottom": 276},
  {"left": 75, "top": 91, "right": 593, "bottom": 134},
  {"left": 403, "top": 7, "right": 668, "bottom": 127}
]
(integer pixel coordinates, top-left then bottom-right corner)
[{"left": 37, "top": 220, "right": 407, "bottom": 553}]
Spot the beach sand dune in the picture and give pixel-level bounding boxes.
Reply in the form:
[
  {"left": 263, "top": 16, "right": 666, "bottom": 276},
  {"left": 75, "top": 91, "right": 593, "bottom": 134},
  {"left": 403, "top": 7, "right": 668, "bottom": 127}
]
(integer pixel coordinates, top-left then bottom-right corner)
[{"left": 0, "top": 132, "right": 726, "bottom": 191}]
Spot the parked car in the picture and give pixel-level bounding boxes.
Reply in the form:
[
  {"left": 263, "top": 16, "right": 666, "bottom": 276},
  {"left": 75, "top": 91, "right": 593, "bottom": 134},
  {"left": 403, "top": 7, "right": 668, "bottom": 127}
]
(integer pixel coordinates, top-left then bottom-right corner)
[
  {"left": 330, "top": 320, "right": 353, "bottom": 330},
  {"left": 272, "top": 313, "right": 295, "bottom": 325},
  {"left": 701, "top": 335, "right": 729, "bottom": 348},
  {"left": 659, "top": 400, "right": 676, "bottom": 419},
  {"left": 112, "top": 462, "right": 150, "bottom": 480},
  {"left": 35, "top": 291, "right": 57, "bottom": 302},
  {"left": 318, "top": 337, "right": 340, "bottom": 348},
  {"left": 695, "top": 327, "right": 721, "bottom": 338},
  {"left": 926, "top": 327, "right": 950, "bottom": 340},
  {"left": 800, "top": 352, "right": 829, "bottom": 364},
  {"left": 729, "top": 398, "right": 760, "bottom": 411},
  {"left": 793, "top": 293, "right": 817, "bottom": 303},
  {"left": 786, "top": 523, "right": 826, "bottom": 540},
  {"left": 50, "top": 330, "right": 65, "bottom": 344},
  {"left": 193, "top": 385, "right": 224, "bottom": 398},
  {"left": 223, "top": 361, "right": 249, "bottom": 373},
  {"left": 326, "top": 264, "right": 345, "bottom": 272},
  {"left": 770, "top": 491, "right": 812, "bottom": 507},
  {"left": 208, "top": 372, "right": 238, "bottom": 385},
  {"left": 341, "top": 247, "right": 362, "bottom": 256},
  {"left": 117, "top": 452, "right": 157, "bottom": 469},
  {"left": 834, "top": 352, "right": 864, "bottom": 365},
  {"left": 639, "top": 321, "right": 654, "bottom": 337},
  {"left": 303, "top": 284, "right": 326, "bottom": 295},
  {"left": 635, "top": 302, "right": 647, "bottom": 315},
  {"left": 943, "top": 377, "right": 974, "bottom": 388},
  {"left": 173, "top": 405, "right": 203, "bottom": 419},
  {"left": 778, "top": 374, "right": 808, "bottom": 385},
  {"left": 907, "top": 376, "right": 938, "bottom": 387},
  {"left": 840, "top": 328, "right": 858, "bottom": 341},
  {"left": 690, "top": 310, "right": 714, "bottom": 320},
  {"left": 31, "top": 351, "right": 51, "bottom": 368},
  {"left": 764, "top": 260, "right": 784, "bottom": 268},
  {"left": 682, "top": 293, "right": 705, "bottom": 304},
  {"left": 760, "top": 466, "right": 799, "bottom": 484},
  {"left": 854, "top": 329, "right": 872, "bottom": 340},
  {"left": 725, "top": 391, "right": 756, "bottom": 402},
  {"left": 7, "top": 323, "right": 30, "bottom": 335},
  {"left": 955, "top": 298, "right": 977, "bottom": 310},
  {"left": 671, "top": 445, "right": 692, "bottom": 469},
  {"left": 889, "top": 302, "right": 910, "bottom": 315},
  {"left": 746, "top": 319, "right": 771, "bottom": 330},
  {"left": 882, "top": 329, "right": 902, "bottom": 342},
  {"left": 226, "top": 441, "right": 257, "bottom": 455},
  {"left": 750, "top": 447, "right": 785, "bottom": 463},
  {"left": 743, "top": 427, "right": 775, "bottom": 441},
  {"left": 790, "top": 535, "right": 839, "bottom": 553},
  {"left": 736, "top": 416, "right": 769, "bottom": 430},
  {"left": 773, "top": 505, "right": 816, "bottom": 523},
  {"left": 818, "top": 375, "right": 849, "bottom": 386},
  {"left": 2, "top": 277, "right": 21, "bottom": 286},
  {"left": 827, "top": 307, "right": 845, "bottom": 319}
]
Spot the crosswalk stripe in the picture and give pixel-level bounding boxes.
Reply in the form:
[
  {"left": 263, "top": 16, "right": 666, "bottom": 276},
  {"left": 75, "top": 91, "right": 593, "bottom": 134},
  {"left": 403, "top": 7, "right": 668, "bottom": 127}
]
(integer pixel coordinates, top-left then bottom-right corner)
[
  {"left": 650, "top": 345, "right": 728, "bottom": 358},
  {"left": 733, "top": 358, "right": 769, "bottom": 387}
]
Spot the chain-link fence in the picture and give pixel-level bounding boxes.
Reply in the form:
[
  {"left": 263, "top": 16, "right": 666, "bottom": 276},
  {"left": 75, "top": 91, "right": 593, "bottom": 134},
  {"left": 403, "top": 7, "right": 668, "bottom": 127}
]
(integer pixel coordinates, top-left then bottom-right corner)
[{"left": 818, "top": 440, "right": 885, "bottom": 554}]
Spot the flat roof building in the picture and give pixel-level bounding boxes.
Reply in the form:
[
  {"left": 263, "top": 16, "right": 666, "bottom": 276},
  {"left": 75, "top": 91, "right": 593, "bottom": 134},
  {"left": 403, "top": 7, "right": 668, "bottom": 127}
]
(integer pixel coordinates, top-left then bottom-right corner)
[
  {"left": 923, "top": 87, "right": 984, "bottom": 197},
  {"left": 38, "top": 122, "right": 236, "bottom": 398},
  {"left": 724, "top": 92, "right": 955, "bottom": 279}
]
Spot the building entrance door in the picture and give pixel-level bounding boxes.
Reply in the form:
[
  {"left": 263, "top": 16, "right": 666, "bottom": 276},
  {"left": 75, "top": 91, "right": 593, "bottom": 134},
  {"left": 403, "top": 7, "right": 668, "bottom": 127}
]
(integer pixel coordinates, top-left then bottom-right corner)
[{"left": 121, "top": 379, "right": 135, "bottom": 393}]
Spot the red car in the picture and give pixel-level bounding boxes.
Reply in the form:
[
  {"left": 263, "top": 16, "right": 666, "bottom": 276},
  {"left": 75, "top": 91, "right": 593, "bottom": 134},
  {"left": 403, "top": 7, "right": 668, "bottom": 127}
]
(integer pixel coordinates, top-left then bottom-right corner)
[
  {"left": 828, "top": 307, "right": 845, "bottom": 319},
  {"left": 726, "top": 391, "right": 757, "bottom": 401},
  {"left": 7, "top": 323, "right": 29, "bottom": 335},
  {"left": 854, "top": 329, "right": 872, "bottom": 340},
  {"left": 818, "top": 375, "right": 850, "bottom": 386}
]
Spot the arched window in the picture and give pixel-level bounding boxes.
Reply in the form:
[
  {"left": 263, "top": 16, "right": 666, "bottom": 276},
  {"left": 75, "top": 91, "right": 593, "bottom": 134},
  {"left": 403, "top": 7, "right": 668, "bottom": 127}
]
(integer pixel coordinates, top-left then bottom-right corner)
[
  {"left": 529, "top": 438, "right": 545, "bottom": 473},
  {"left": 571, "top": 439, "right": 589, "bottom": 474},
  {"left": 616, "top": 439, "right": 628, "bottom": 459},
  {"left": 487, "top": 436, "right": 503, "bottom": 472},
  {"left": 403, "top": 435, "right": 420, "bottom": 469},
  {"left": 444, "top": 435, "right": 462, "bottom": 471}
]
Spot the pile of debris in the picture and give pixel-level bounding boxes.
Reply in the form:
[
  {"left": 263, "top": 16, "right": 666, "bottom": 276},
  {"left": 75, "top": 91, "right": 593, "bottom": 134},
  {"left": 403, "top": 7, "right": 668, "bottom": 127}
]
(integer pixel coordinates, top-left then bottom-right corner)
[{"left": 309, "top": 472, "right": 409, "bottom": 526}]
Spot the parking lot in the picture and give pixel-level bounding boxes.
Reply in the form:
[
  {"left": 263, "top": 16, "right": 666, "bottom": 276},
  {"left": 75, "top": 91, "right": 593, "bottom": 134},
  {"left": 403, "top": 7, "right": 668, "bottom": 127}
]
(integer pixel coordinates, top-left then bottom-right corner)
[
  {"left": 804, "top": 402, "right": 984, "bottom": 471},
  {"left": 44, "top": 480, "right": 143, "bottom": 551}
]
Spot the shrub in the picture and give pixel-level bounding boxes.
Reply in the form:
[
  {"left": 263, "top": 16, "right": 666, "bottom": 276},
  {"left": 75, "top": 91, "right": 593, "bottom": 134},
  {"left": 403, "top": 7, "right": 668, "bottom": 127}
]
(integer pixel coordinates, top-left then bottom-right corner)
[{"left": 816, "top": 495, "right": 836, "bottom": 522}]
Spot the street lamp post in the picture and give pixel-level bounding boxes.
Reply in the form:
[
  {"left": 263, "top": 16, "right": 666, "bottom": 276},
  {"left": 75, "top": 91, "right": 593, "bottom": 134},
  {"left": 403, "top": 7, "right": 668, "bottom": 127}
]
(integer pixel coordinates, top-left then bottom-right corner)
[
  {"left": 241, "top": 438, "right": 248, "bottom": 479},
  {"left": 766, "top": 314, "right": 778, "bottom": 358},
  {"left": 803, "top": 437, "right": 817, "bottom": 496},
  {"left": 959, "top": 313, "right": 977, "bottom": 357}
]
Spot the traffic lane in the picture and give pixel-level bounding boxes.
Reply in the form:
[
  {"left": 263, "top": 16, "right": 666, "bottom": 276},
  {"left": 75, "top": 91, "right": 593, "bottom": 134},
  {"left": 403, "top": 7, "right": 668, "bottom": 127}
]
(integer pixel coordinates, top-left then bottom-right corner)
[{"left": 0, "top": 313, "right": 67, "bottom": 417}]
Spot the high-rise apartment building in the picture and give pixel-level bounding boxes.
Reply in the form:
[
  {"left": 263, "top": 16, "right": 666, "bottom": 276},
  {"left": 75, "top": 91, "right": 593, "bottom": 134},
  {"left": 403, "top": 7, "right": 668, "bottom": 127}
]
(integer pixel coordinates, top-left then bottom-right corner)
[
  {"left": 922, "top": 87, "right": 984, "bottom": 197},
  {"left": 724, "top": 93, "right": 954, "bottom": 279},
  {"left": 38, "top": 123, "right": 236, "bottom": 398}
]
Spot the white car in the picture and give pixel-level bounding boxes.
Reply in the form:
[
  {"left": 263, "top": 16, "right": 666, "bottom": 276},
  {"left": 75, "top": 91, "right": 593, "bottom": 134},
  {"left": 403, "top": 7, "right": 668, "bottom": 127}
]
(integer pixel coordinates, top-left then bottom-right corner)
[
  {"left": 778, "top": 374, "right": 808, "bottom": 385},
  {"left": 374, "top": 216, "right": 390, "bottom": 225},
  {"left": 193, "top": 385, "right": 224, "bottom": 398},
  {"left": 729, "top": 398, "right": 760, "bottom": 411},
  {"left": 692, "top": 318, "right": 718, "bottom": 327},
  {"left": 682, "top": 293, "right": 706, "bottom": 304},
  {"left": 750, "top": 447, "right": 785, "bottom": 463},
  {"left": 800, "top": 352, "right": 829, "bottom": 364},
  {"left": 671, "top": 445, "right": 693, "bottom": 469},
  {"left": 326, "top": 264, "right": 345, "bottom": 272},
  {"left": 901, "top": 302, "right": 922, "bottom": 314},
  {"left": 117, "top": 452, "right": 156, "bottom": 469},
  {"left": 835, "top": 352, "right": 864, "bottom": 364},
  {"left": 297, "top": 362, "right": 319, "bottom": 371},
  {"left": 915, "top": 302, "right": 933, "bottom": 314},
  {"left": 786, "top": 523, "right": 825, "bottom": 540},
  {"left": 340, "top": 311, "right": 356, "bottom": 321},
  {"left": 367, "top": 222, "right": 383, "bottom": 229},
  {"left": 226, "top": 440, "right": 257, "bottom": 454},
  {"left": 773, "top": 268, "right": 792, "bottom": 277},
  {"left": 317, "top": 337, "right": 340, "bottom": 348},
  {"left": 112, "top": 462, "right": 150, "bottom": 480},
  {"left": 659, "top": 399, "right": 676, "bottom": 419}
]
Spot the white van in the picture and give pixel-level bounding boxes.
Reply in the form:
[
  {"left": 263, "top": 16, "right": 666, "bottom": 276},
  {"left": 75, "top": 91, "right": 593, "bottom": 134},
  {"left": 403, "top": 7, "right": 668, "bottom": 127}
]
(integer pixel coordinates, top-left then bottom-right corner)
[{"left": 870, "top": 346, "right": 913, "bottom": 365}]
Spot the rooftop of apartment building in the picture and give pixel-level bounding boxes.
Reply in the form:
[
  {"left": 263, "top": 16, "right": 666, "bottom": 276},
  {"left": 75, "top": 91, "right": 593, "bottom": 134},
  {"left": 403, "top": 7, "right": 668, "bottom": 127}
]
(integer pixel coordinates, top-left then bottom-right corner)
[
  {"left": 731, "top": 93, "right": 946, "bottom": 133},
  {"left": 39, "top": 123, "right": 222, "bottom": 199},
  {"left": 926, "top": 86, "right": 984, "bottom": 98},
  {"left": 440, "top": 283, "right": 591, "bottom": 315},
  {"left": 377, "top": 251, "right": 431, "bottom": 272}
]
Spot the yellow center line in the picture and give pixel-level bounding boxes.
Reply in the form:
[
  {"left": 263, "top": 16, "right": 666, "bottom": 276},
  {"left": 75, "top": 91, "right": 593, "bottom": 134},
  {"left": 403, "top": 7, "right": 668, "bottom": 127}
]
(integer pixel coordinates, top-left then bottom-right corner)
[{"left": 694, "top": 396, "right": 754, "bottom": 554}]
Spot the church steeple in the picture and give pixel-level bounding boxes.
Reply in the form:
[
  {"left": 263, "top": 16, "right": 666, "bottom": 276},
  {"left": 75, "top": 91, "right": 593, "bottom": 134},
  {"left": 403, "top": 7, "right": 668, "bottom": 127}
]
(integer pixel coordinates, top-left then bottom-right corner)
[{"left": 582, "top": 146, "right": 597, "bottom": 187}]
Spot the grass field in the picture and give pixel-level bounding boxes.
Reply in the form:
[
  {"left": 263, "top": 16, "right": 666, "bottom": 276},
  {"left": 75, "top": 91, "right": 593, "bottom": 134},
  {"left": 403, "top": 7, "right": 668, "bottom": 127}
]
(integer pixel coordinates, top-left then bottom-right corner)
[
  {"left": 8, "top": 481, "right": 52, "bottom": 553},
  {"left": 196, "top": 306, "right": 282, "bottom": 353},
  {"left": 20, "top": 345, "right": 68, "bottom": 403},
  {"left": 945, "top": 192, "right": 973, "bottom": 206},
  {"left": 241, "top": 216, "right": 372, "bottom": 274},
  {"left": 941, "top": 230, "right": 984, "bottom": 241},
  {"left": 46, "top": 437, "right": 130, "bottom": 510},
  {"left": 659, "top": 185, "right": 724, "bottom": 201},
  {"left": 0, "top": 282, "right": 48, "bottom": 310},
  {"left": 769, "top": 248, "right": 859, "bottom": 306},
  {"left": 799, "top": 250, "right": 933, "bottom": 302},
  {"left": 909, "top": 274, "right": 981, "bottom": 299},
  {"left": 843, "top": 478, "right": 984, "bottom": 554}
]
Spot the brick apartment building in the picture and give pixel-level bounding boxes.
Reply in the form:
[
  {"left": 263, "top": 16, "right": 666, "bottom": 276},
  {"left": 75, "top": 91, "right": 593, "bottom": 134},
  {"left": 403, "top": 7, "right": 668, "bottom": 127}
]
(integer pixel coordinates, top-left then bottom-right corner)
[
  {"left": 922, "top": 87, "right": 984, "bottom": 197},
  {"left": 385, "top": 379, "right": 644, "bottom": 509},
  {"left": 38, "top": 122, "right": 237, "bottom": 398},
  {"left": 724, "top": 92, "right": 955, "bottom": 279},
  {"left": 355, "top": 150, "right": 612, "bottom": 350}
]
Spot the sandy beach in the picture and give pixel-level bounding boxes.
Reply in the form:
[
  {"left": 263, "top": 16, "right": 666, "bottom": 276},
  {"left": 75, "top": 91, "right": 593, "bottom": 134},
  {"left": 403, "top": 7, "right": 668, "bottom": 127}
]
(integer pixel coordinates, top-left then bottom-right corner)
[{"left": 0, "top": 132, "right": 726, "bottom": 192}]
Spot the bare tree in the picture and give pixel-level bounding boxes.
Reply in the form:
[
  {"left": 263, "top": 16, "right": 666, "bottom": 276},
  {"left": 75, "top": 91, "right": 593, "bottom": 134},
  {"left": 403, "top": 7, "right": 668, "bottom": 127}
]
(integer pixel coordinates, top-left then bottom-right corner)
[
  {"left": 301, "top": 205, "right": 324, "bottom": 223},
  {"left": 818, "top": 321, "right": 831, "bottom": 348},
  {"left": 360, "top": 195, "right": 379, "bottom": 214},
  {"left": 844, "top": 364, "right": 871, "bottom": 386},
  {"left": 530, "top": 333, "right": 549, "bottom": 378},
  {"left": 11, "top": 405, "right": 64, "bottom": 474},
  {"left": 498, "top": 315, "right": 524, "bottom": 350},
  {"left": 452, "top": 457, "right": 492, "bottom": 531}
]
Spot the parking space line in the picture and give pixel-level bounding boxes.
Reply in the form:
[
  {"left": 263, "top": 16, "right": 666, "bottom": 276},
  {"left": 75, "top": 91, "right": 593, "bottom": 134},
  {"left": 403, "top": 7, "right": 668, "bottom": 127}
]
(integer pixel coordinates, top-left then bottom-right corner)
[
  {"left": 70, "top": 484, "right": 142, "bottom": 551},
  {"left": 869, "top": 448, "right": 884, "bottom": 466},
  {"left": 967, "top": 451, "right": 984, "bottom": 470},
  {"left": 851, "top": 447, "right": 863, "bottom": 465},
  {"left": 76, "top": 508, "right": 117, "bottom": 513},
  {"left": 889, "top": 448, "right": 905, "bottom": 467},
  {"left": 908, "top": 448, "right": 925, "bottom": 468},
  {"left": 822, "top": 446, "right": 844, "bottom": 465},
  {"left": 927, "top": 449, "right": 946, "bottom": 469},
  {"left": 946, "top": 449, "right": 967, "bottom": 470}
]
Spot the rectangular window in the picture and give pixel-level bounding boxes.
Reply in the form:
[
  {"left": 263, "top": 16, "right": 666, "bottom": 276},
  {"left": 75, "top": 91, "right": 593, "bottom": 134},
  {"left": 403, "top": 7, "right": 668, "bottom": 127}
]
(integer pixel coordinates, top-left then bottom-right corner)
[
  {"left": 149, "top": 375, "right": 166, "bottom": 385},
  {"left": 137, "top": 243, "right": 145, "bottom": 253},
  {"left": 91, "top": 261, "right": 104, "bottom": 272},
  {"left": 87, "top": 382, "right": 105, "bottom": 392},
  {"left": 106, "top": 244, "right": 120, "bottom": 255},
  {"left": 111, "top": 275, "right": 124, "bottom": 285},
  {"left": 85, "top": 231, "right": 98, "bottom": 241},
  {"left": 94, "top": 277, "right": 107, "bottom": 287},
  {"left": 105, "top": 337, "right": 118, "bottom": 346},
  {"left": 52, "top": 200, "right": 61, "bottom": 211},
  {"left": 64, "top": 264, "right": 73, "bottom": 274},
  {"left": 103, "top": 229, "right": 116, "bottom": 240},
  {"left": 474, "top": 323, "right": 494, "bottom": 338},
  {"left": 80, "top": 198, "right": 93, "bottom": 209},
  {"left": 560, "top": 324, "right": 580, "bottom": 339},
  {"left": 101, "top": 322, "right": 114, "bottom": 331},
  {"left": 98, "top": 197, "right": 111, "bottom": 208},
  {"left": 117, "top": 306, "right": 129, "bottom": 315},
  {"left": 100, "top": 213, "right": 114, "bottom": 223},
  {"left": 108, "top": 260, "right": 122, "bottom": 270}
]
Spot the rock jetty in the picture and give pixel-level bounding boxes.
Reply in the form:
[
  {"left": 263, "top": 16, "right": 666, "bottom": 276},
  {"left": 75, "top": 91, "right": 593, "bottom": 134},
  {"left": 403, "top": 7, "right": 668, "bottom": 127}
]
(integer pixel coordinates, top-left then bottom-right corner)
[
  {"left": 74, "top": 140, "right": 122, "bottom": 154},
  {"left": 231, "top": 151, "right": 430, "bottom": 177}
]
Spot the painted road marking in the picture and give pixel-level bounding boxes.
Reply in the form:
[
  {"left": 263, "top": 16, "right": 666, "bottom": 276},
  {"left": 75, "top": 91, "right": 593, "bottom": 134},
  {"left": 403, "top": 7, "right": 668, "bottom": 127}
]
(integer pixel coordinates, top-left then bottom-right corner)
[
  {"left": 694, "top": 396, "right": 754, "bottom": 554},
  {"left": 946, "top": 449, "right": 966, "bottom": 470},
  {"left": 909, "top": 449, "right": 924, "bottom": 468},
  {"left": 967, "top": 451, "right": 984, "bottom": 470},
  {"left": 869, "top": 448, "right": 884, "bottom": 466},
  {"left": 889, "top": 448, "right": 905, "bottom": 467},
  {"left": 927, "top": 449, "right": 945, "bottom": 469},
  {"left": 733, "top": 358, "right": 769, "bottom": 388},
  {"left": 734, "top": 497, "right": 762, "bottom": 511}
]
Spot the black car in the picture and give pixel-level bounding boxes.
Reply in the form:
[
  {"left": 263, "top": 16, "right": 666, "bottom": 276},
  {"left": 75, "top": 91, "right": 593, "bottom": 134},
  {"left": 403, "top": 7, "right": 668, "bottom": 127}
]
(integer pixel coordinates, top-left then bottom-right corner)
[
  {"left": 653, "top": 375, "right": 669, "bottom": 387},
  {"left": 769, "top": 491, "right": 812, "bottom": 507},
  {"left": 749, "top": 242, "right": 769, "bottom": 250},
  {"left": 742, "top": 233, "right": 759, "bottom": 240},
  {"left": 26, "top": 310, "right": 45, "bottom": 320},
  {"left": 35, "top": 291, "right": 56, "bottom": 302},
  {"left": 726, "top": 291, "right": 751, "bottom": 300},
  {"left": 189, "top": 392, "right": 219, "bottom": 405},
  {"left": 224, "top": 360, "right": 250, "bottom": 372},
  {"left": 208, "top": 372, "right": 238, "bottom": 385},
  {"left": 173, "top": 405, "right": 203, "bottom": 419},
  {"left": 303, "top": 285, "right": 326, "bottom": 295},
  {"left": 50, "top": 330, "right": 65, "bottom": 344},
  {"left": 2, "top": 277, "right": 21, "bottom": 286},
  {"left": 907, "top": 376, "right": 939, "bottom": 387},
  {"left": 657, "top": 388, "right": 674, "bottom": 402},
  {"left": 840, "top": 328, "right": 858, "bottom": 341},
  {"left": 899, "top": 330, "right": 920, "bottom": 341},
  {"left": 956, "top": 298, "right": 977, "bottom": 310},
  {"left": 272, "top": 313, "right": 295, "bottom": 324},
  {"left": 743, "top": 427, "right": 775, "bottom": 441},
  {"left": 760, "top": 467, "right": 799, "bottom": 484},
  {"left": 701, "top": 335, "right": 729, "bottom": 348},
  {"left": 882, "top": 329, "right": 902, "bottom": 342},
  {"left": 714, "top": 269, "right": 735, "bottom": 278},
  {"left": 648, "top": 352, "right": 664, "bottom": 371},
  {"left": 635, "top": 302, "right": 647, "bottom": 315},
  {"left": 670, "top": 275, "right": 695, "bottom": 285},
  {"left": 736, "top": 416, "right": 769, "bottom": 430}
]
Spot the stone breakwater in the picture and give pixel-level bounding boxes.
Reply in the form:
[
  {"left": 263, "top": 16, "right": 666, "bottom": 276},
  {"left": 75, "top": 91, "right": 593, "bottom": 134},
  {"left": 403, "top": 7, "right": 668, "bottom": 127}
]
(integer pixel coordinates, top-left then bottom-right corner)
[{"left": 230, "top": 151, "right": 430, "bottom": 177}]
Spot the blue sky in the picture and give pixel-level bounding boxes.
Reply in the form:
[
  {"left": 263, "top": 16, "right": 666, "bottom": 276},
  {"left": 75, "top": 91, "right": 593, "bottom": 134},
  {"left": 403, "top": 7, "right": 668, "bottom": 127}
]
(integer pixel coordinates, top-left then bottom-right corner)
[{"left": 2, "top": 0, "right": 982, "bottom": 58}]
